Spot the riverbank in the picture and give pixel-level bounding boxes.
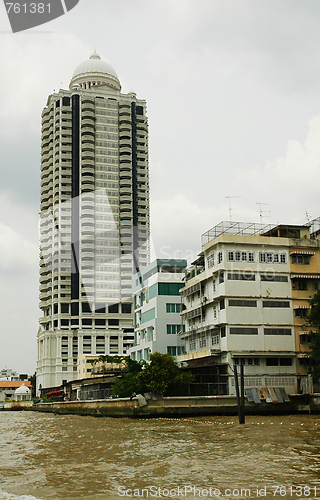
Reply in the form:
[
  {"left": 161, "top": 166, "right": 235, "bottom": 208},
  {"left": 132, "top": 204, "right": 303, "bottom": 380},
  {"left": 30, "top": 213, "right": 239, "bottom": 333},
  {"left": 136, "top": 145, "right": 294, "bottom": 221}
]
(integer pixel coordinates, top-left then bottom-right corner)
[{"left": 1, "top": 394, "right": 317, "bottom": 418}]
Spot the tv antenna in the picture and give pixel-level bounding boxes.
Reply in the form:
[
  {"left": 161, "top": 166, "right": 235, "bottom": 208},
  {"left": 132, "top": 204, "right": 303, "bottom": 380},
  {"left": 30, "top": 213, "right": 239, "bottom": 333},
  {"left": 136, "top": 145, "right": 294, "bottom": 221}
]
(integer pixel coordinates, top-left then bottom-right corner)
[
  {"left": 226, "top": 196, "right": 241, "bottom": 222},
  {"left": 256, "top": 202, "right": 271, "bottom": 224}
]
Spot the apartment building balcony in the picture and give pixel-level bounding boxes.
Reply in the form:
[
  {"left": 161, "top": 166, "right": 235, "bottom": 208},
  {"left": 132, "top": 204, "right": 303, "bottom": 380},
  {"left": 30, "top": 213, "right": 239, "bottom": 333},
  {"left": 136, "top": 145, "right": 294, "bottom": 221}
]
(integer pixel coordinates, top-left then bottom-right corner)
[
  {"left": 81, "top": 119, "right": 95, "bottom": 127},
  {"left": 119, "top": 116, "right": 131, "bottom": 124},
  {"left": 119, "top": 108, "right": 131, "bottom": 117},
  {"left": 120, "top": 171, "right": 132, "bottom": 180},
  {"left": 119, "top": 147, "right": 132, "bottom": 155},
  {"left": 119, "top": 129, "right": 131, "bottom": 138},
  {"left": 81, "top": 134, "right": 95, "bottom": 144},
  {"left": 81, "top": 101, "right": 95, "bottom": 111}
]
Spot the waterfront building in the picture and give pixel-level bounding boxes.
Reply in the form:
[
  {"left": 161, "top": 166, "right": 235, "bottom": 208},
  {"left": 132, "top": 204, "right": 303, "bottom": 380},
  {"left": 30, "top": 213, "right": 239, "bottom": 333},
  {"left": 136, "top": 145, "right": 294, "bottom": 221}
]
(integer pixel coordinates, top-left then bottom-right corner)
[
  {"left": 37, "top": 53, "right": 150, "bottom": 393},
  {"left": 129, "top": 259, "right": 187, "bottom": 361},
  {"left": 177, "top": 220, "right": 320, "bottom": 396},
  {"left": 0, "top": 381, "right": 32, "bottom": 401},
  {"left": 14, "top": 382, "right": 32, "bottom": 402}
]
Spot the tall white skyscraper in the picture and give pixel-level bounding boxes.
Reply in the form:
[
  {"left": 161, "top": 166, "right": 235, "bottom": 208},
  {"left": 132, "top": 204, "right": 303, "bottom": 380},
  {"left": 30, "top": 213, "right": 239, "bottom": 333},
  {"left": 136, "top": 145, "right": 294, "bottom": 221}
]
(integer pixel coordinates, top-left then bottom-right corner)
[{"left": 37, "top": 54, "right": 150, "bottom": 391}]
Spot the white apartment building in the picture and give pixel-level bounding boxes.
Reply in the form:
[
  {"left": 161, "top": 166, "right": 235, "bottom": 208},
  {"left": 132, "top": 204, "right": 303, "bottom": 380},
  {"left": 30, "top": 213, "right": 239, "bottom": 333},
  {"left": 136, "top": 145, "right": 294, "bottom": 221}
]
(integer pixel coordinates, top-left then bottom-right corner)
[
  {"left": 37, "top": 53, "right": 150, "bottom": 393},
  {"left": 177, "top": 221, "right": 299, "bottom": 396},
  {"left": 129, "top": 259, "right": 187, "bottom": 361}
]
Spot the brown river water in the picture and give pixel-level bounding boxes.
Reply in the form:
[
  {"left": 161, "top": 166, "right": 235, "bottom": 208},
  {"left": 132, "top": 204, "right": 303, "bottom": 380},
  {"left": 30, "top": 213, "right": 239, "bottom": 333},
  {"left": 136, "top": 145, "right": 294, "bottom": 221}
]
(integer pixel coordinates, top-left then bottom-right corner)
[{"left": 0, "top": 412, "right": 319, "bottom": 500}]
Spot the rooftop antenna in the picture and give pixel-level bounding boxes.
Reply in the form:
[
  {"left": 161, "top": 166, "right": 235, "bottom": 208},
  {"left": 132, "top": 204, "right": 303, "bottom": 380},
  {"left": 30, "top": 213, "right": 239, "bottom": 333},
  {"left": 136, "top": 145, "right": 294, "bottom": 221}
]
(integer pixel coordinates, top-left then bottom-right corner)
[
  {"left": 306, "top": 210, "right": 311, "bottom": 223},
  {"left": 256, "top": 202, "right": 271, "bottom": 224},
  {"left": 226, "top": 196, "right": 241, "bottom": 222}
]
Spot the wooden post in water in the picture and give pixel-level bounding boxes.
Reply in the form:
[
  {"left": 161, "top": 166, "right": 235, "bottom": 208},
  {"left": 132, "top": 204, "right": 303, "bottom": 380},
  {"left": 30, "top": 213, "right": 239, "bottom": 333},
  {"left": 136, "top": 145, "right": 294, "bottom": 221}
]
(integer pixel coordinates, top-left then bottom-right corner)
[
  {"left": 240, "top": 363, "right": 245, "bottom": 424},
  {"left": 234, "top": 363, "right": 245, "bottom": 424}
]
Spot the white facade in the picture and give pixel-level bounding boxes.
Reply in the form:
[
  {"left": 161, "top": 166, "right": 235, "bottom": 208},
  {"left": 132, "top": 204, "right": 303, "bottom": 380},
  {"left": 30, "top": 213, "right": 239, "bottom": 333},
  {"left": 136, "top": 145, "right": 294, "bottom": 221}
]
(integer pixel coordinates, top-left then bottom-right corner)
[
  {"left": 178, "top": 222, "right": 298, "bottom": 396},
  {"left": 129, "top": 259, "right": 187, "bottom": 361},
  {"left": 37, "top": 54, "right": 150, "bottom": 393}
]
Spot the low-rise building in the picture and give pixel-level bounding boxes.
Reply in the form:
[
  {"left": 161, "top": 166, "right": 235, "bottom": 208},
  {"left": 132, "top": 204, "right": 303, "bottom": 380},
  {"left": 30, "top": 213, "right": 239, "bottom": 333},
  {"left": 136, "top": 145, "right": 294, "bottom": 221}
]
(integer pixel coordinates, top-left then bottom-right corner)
[
  {"left": 177, "top": 220, "right": 320, "bottom": 396},
  {"left": 0, "top": 381, "right": 32, "bottom": 401},
  {"left": 129, "top": 259, "right": 187, "bottom": 361},
  {"left": 15, "top": 382, "right": 32, "bottom": 402}
]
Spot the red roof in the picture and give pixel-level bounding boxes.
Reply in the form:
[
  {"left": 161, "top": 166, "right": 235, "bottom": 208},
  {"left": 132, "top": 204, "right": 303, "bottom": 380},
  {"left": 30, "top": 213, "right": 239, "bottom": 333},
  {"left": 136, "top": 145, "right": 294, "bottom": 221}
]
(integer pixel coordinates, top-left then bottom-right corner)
[{"left": 0, "top": 381, "right": 32, "bottom": 388}]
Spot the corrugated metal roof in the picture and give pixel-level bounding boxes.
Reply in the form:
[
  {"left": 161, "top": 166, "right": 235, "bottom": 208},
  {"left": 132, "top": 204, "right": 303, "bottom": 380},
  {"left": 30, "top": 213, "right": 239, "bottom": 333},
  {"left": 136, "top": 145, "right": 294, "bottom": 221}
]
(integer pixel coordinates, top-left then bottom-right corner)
[{"left": 245, "top": 386, "right": 289, "bottom": 403}]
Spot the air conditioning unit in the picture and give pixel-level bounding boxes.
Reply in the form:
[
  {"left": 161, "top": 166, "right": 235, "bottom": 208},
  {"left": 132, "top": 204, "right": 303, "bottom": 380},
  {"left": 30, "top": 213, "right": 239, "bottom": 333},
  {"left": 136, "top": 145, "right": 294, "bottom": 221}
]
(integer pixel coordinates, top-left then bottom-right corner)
[{"left": 177, "top": 361, "right": 188, "bottom": 368}]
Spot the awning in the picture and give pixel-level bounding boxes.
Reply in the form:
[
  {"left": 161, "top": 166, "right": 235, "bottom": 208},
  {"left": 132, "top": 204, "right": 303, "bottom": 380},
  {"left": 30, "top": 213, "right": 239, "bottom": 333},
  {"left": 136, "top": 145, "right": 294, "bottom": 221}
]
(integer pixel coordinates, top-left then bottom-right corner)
[
  {"left": 299, "top": 331, "right": 312, "bottom": 335},
  {"left": 290, "top": 251, "right": 315, "bottom": 255},
  {"left": 293, "top": 304, "right": 311, "bottom": 309},
  {"left": 291, "top": 274, "right": 320, "bottom": 279},
  {"left": 297, "top": 353, "right": 311, "bottom": 358}
]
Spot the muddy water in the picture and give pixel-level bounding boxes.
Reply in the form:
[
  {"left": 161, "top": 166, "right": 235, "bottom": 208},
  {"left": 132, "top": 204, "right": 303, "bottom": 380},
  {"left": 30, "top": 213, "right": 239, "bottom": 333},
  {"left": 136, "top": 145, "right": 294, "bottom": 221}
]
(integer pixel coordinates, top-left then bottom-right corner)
[{"left": 0, "top": 412, "right": 319, "bottom": 500}]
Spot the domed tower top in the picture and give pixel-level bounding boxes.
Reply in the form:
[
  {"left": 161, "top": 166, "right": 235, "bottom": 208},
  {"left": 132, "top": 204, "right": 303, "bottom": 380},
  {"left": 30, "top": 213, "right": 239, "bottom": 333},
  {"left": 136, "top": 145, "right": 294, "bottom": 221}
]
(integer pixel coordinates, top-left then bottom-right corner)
[{"left": 69, "top": 53, "right": 121, "bottom": 91}]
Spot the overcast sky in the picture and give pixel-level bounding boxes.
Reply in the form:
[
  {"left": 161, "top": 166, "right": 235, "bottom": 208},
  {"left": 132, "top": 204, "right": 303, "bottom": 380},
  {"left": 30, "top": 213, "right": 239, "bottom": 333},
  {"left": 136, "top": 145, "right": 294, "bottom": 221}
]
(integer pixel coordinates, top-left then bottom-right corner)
[{"left": 1, "top": 0, "right": 320, "bottom": 374}]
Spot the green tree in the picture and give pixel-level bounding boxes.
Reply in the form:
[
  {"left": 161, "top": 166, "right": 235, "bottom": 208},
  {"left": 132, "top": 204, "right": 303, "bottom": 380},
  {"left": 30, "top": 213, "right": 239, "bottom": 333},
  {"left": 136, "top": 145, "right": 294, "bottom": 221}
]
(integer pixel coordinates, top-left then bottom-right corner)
[
  {"left": 307, "top": 289, "right": 320, "bottom": 379},
  {"left": 143, "top": 352, "right": 193, "bottom": 396},
  {"left": 112, "top": 352, "right": 193, "bottom": 397},
  {"left": 112, "top": 358, "right": 146, "bottom": 397}
]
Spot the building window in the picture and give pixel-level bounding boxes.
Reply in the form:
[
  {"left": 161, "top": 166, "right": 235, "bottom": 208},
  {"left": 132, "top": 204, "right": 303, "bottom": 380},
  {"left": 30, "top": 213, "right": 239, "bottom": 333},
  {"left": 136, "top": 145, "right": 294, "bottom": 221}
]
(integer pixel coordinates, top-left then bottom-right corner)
[
  {"left": 234, "top": 357, "right": 246, "bottom": 366},
  {"left": 220, "top": 299, "right": 225, "bottom": 310},
  {"left": 228, "top": 251, "right": 234, "bottom": 261},
  {"left": 261, "top": 275, "right": 288, "bottom": 282},
  {"left": 247, "top": 358, "right": 260, "bottom": 366},
  {"left": 122, "top": 303, "right": 131, "bottom": 314},
  {"left": 61, "top": 336, "right": 68, "bottom": 357},
  {"left": 291, "top": 255, "right": 310, "bottom": 265},
  {"left": 96, "top": 336, "right": 105, "bottom": 353},
  {"left": 227, "top": 273, "right": 255, "bottom": 281},
  {"left": 292, "top": 280, "right": 308, "bottom": 291},
  {"left": 294, "top": 308, "right": 308, "bottom": 318},
  {"left": 264, "top": 328, "right": 291, "bottom": 335},
  {"left": 220, "top": 326, "right": 226, "bottom": 338},
  {"left": 266, "top": 357, "right": 292, "bottom": 366},
  {"left": 211, "top": 333, "right": 219, "bottom": 346},
  {"left": 83, "top": 336, "right": 91, "bottom": 354},
  {"left": 313, "top": 281, "right": 319, "bottom": 291},
  {"left": 207, "top": 253, "right": 214, "bottom": 268},
  {"left": 213, "top": 306, "right": 217, "bottom": 319},
  {"left": 235, "top": 357, "right": 259, "bottom": 366},
  {"left": 110, "top": 335, "right": 119, "bottom": 354},
  {"left": 230, "top": 327, "right": 258, "bottom": 335},
  {"left": 300, "top": 334, "right": 312, "bottom": 344},
  {"left": 167, "top": 324, "right": 181, "bottom": 335},
  {"left": 199, "top": 334, "right": 207, "bottom": 349},
  {"left": 229, "top": 299, "right": 257, "bottom": 307},
  {"left": 228, "top": 251, "right": 254, "bottom": 262},
  {"left": 189, "top": 339, "right": 196, "bottom": 351},
  {"left": 218, "top": 251, "right": 223, "bottom": 264},
  {"left": 167, "top": 346, "right": 177, "bottom": 356},
  {"left": 109, "top": 319, "right": 119, "bottom": 326},
  {"left": 61, "top": 303, "right": 69, "bottom": 313},
  {"left": 219, "top": 272, "right": 224, "bottom": 284},
  {"left": 166, "top": 303, "right": 180, "bottom": 313},
  {"left": 260, "top": 253, "right": 286, "bottom": 264},
  {"left": 263, "top": 301, "right": 290, "bottom": 308}
]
